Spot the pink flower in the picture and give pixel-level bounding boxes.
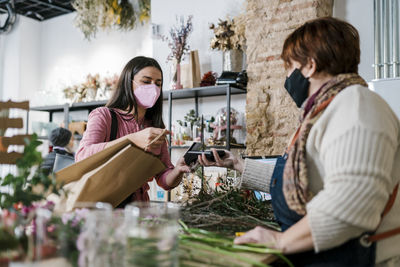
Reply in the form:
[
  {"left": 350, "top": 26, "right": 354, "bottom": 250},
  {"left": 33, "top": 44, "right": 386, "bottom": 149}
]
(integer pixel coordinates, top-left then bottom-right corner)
[
  {"left": 21, "top": 206, "right": 30, "bottom": 215},
  {"left": 62, "top": 212, "right": 74, "bottom": 225},
  {"left": 2, "top": 210, "right": 18, "bottom": 227},
  {"left": 47, "top": 224, "right": 56, "bottom": 233},
  {"left": 74, "top": 208, "right": 89, "bottom": 221}
]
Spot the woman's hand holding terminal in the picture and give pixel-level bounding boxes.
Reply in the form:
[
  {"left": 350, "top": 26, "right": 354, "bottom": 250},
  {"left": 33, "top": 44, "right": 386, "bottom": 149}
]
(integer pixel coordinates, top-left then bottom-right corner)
[{"left": 197, "top": 148, "right": 244, "bottom": 173}]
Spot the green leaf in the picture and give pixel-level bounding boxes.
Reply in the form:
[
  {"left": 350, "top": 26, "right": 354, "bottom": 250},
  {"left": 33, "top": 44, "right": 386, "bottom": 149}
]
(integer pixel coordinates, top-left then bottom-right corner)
[
  {"left": 1, "top": 174, "right": 14, "bottom": 186},
  {"left": 0, "top": 133, "right": 64, "bottom": 209}
]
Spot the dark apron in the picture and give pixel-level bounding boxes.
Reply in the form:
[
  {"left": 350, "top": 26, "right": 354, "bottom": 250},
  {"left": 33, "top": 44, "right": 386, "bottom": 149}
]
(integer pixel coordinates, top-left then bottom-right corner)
[{"left": 269, "top": 154, "right": 376, "bottom": 267}]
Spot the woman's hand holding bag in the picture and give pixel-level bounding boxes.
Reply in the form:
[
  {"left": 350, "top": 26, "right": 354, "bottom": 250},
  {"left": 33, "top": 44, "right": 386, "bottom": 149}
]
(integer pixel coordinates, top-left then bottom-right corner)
[{"left": 127, "top": 127, "right": 169, "bottom": 152}]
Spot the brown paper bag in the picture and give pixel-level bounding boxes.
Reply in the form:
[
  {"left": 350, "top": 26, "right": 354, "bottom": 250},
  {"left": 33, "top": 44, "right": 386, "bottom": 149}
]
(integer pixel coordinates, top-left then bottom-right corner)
[
  {"left": 53, "top": 139, "right": 165, "bottom": 212},
  {"left": 180, "top": 50, "right": 202, "bottom": 89},
  {"left": 180, "top": 63, "right": 191, "bottom": 89},
  {"left": 189, "top": 50, "right": 201, "bottom": 88}
]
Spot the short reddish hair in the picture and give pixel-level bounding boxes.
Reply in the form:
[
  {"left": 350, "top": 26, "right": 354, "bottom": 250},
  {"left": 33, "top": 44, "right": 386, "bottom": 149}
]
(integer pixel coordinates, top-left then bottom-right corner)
[{"left": 281, "top": 17, "right": 360, "bottom": 75}]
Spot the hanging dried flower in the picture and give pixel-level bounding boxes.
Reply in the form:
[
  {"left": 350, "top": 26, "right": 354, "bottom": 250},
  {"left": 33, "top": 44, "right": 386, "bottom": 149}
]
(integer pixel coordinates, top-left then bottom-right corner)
[
  {"left": 72, "top": 0, "right": 148, "bottom": 40},
  {"left": 161, "top": 15, "right": 193, "bottom": 64},
  {"left": 138, "top": 0, "right": 150, "bottom": 24}
]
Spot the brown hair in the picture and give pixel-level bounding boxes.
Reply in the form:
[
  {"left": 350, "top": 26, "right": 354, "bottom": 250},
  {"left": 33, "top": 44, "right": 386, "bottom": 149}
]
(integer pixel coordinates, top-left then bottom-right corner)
[
  {"left": 281, "top": 17, "right": 360, "bottom": 75},
  {"left": 106, "top": 56, "right": 165, "bottom": 128}
]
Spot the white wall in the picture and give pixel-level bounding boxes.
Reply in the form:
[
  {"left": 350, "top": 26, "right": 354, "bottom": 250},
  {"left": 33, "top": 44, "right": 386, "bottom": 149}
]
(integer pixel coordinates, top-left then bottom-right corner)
[
  {"left": 1, "top": 1, "right": 248, "bottom": 145},
  {"left": 333, "top": 0, "right": 375, "bottom": 82},
  {"left": 152, "top": 0, "right": 246, "bottom": 88},
  {"left": 38, "top": 13, "right": 152, "bottom": 106},
  {"left": 20, "top": 17, "right": 42, "bottom": 103},
  {"left": 152, "top": 0, "right": 247, "bottom": 135},
  {"left": 0, "top": 13, "right": 152, "bottom": 106},
  {"left": 0, "top": 15, "right": 41, "bottom": 101},
  {"left": 0, "top": 11, "right": 152, "bottom": 157}
]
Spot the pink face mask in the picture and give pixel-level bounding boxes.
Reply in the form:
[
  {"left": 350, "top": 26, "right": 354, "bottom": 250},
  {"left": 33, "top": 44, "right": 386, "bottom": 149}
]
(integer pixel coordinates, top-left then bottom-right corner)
[{"left": 133, "top": 83, "right": 161, "bottom": 109}]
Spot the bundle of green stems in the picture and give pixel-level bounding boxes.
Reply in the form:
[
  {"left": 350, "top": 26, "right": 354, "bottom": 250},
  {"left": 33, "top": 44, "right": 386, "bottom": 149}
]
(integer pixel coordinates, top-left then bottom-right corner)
[
  {"left": 177, "top": 186, "right": 294, "bottom": 266},
  {"left": 178, "top": 221, "right": 293, "bottom": 267}
]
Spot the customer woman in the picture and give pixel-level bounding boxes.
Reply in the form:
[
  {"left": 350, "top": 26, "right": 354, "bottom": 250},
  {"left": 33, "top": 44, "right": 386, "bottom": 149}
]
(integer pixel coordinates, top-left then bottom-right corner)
[
  {"left": 199, "top": 17, "right": 400, "bottom": 266},
  {"left": 76, "top": 56, "right": 190, "bottom": 204}
]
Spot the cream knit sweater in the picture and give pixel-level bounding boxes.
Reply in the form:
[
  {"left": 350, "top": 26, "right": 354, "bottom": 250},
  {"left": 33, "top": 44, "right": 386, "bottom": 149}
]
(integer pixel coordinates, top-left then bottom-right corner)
[{"left": 240, "top": 85, "right": 400, "bottom": 264}]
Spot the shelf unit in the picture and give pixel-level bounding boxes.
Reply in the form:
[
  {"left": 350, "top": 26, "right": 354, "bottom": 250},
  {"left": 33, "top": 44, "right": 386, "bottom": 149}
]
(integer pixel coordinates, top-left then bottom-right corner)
[
  {"left": 28, "top": 100, "right": 108, "bottom": 138},
  {"left": 29, "top": 84, "right": 246, "bottom": 140},
  {"left": 29, "top": 85, "right": 246, "bottom": 201},
  {"left": 165, "top": 84, "right": 247, "bottom": 152},
  {"left": 29, "top": 100, "right": 108, "bottom": 130},
  {"left": 165, "top": 84, "right": 247, "bottom": 201}
]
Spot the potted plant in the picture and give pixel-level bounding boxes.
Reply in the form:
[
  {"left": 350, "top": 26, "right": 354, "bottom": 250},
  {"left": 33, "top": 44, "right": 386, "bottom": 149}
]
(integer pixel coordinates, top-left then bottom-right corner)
[
  {"left": 161, "top": 15, "right": 194, "bottom": 89},
  {"left": 209, "top": 14, "right": 246, "bottom": 72}
]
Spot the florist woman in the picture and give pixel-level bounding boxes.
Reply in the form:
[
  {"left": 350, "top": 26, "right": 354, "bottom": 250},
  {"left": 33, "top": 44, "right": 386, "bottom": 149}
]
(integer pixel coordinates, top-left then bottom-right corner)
[
  {"left": 199, "top": 17, "right": 400, "bottom": 266},
  {"left": 76, "top": 56, "right": 190, "bottom": 206}
]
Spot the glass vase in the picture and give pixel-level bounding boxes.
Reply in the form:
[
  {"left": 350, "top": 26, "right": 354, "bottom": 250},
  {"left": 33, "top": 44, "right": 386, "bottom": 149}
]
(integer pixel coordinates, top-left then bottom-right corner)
[
  {"left": 124, "top": 201, "right": 180, "bottom": 267},
  {"left": 170, "top": 60, "right": 183, "bottom": 90},
  {"left": 29, "top": 208, "right": 74, "bottom": 266},
  {"left": 75, "top": 202, "right": 112, "bottom": 267},
  {"left": 107, "top": 209, "right": 126, "bottom": 267}
]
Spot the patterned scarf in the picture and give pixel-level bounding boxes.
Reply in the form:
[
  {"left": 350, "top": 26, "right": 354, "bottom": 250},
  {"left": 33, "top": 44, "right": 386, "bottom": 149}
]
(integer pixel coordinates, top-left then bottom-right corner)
[{"left": 283, "top": 73, "right": 368, "bottom": 215}]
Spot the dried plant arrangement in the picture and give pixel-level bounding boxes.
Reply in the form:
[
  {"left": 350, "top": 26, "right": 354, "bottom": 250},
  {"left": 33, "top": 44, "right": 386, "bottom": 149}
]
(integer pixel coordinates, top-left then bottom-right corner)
[
  {"left": 72, "top": 0, "right": 150, "bottom": 40},
  {"left": 138, "top": 0, "right": 150, "bottom": 24},
  {"left": 180, "top": 186, "right": 278, "bottom": 235},
  {"left": 161, "top": 15, "right": 194, "bottom": 64},
  {"left": 231, "top": 13, "right": 247, "bottom": 50},
  {"left": 180, "top": 167, "right": 278, "bottom": 235},
  {"left": 209, "top": 15, "right": 246, "bottom": 51},
  {"left": 63, "top": 73, "right": 118, "bottom": 103}
]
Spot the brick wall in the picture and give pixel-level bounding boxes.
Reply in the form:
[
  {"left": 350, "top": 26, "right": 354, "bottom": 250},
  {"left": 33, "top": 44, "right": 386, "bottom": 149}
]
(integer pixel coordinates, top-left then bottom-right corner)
[{"left": 244, "top": 0, "right": 333, "bottom": 156}]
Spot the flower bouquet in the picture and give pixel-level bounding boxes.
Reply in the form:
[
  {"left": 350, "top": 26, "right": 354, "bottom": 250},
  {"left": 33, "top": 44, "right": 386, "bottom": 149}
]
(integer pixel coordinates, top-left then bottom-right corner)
[
  {"left": 162, "top": 15, "right": 193, "bottom": 89},
  {"left": 209, "top": 15, "right": 246, "bottom": 51},
  {"left": 63, "top": 73, "right": 119, "bottom": 103},
  {"left": 209, "top": 15, "right": 246, "bottom": 72}
]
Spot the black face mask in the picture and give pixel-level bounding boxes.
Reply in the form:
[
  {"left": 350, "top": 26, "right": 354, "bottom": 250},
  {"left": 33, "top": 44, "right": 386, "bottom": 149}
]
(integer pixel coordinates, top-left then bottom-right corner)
[{"left": 284, "top": 68, "right": 310, "bottom": 108}]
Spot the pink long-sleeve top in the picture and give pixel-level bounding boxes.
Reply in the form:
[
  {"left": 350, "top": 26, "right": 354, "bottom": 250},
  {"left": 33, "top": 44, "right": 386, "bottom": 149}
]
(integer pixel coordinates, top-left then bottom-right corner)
[{"left": 75, "top": 107, "right": 174, "bottom": 201}]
